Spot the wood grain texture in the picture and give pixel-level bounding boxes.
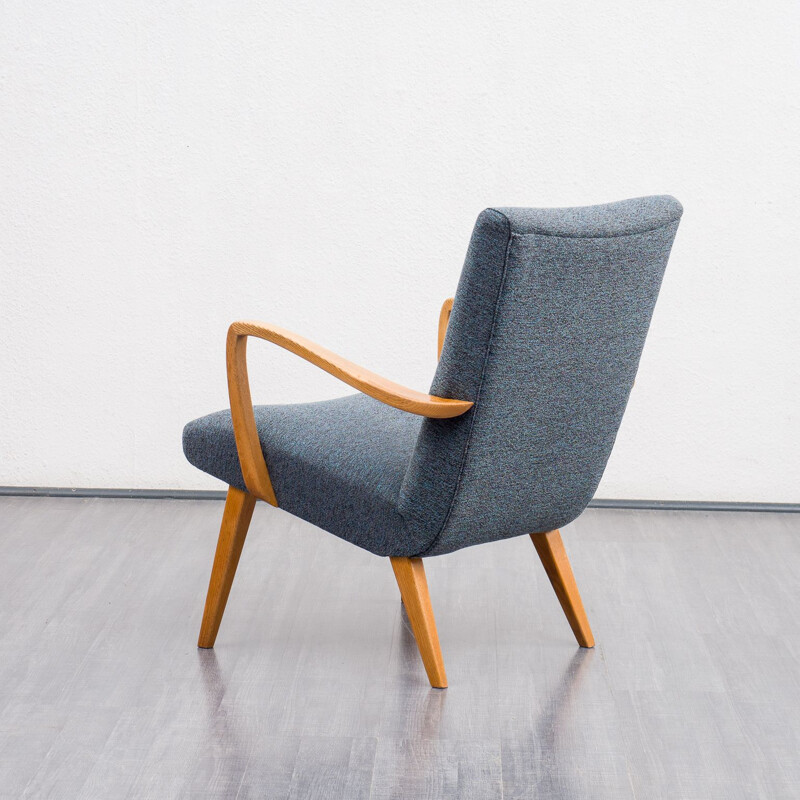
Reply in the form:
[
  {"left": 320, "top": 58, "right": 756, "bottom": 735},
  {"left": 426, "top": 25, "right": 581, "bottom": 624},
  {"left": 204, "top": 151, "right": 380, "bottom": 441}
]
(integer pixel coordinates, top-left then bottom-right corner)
[
  {"left": 437, "top": 297, "right": 453, "bottom": 359},
  {"left": 226, "top": 330, "right": 279, "bottom": 504},
  {"left": 390, "top": 557, "right": 448, "bottom": 688},
  {"left": 229, "top": 321, "right": 473, "bottom": 420},
  {"left": 227, "top": 319, "right": 472, "bottom": 502},
  {"left": 3, "top": 498, "right": 799, "bottom": 798},
  {"left": 371, "top": 739, "right": 502, "bottom": 799},
  {"left": 197, "top": 486, "right": 257, "bottom": 648},
  {"left": 530, "top": 529, "right": 595, "bottom": 648}
]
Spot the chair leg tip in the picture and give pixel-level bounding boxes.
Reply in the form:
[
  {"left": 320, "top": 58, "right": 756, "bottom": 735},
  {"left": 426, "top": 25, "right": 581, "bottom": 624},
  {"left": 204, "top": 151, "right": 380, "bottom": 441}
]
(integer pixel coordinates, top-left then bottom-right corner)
[{"left": 428, "top": 670, "right": 448, "bottom": 689}]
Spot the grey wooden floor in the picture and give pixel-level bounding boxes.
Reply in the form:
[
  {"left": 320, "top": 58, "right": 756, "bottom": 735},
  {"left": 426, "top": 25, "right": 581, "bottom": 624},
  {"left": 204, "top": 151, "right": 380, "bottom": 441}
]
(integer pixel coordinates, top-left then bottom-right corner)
[{"left": 0, "top": 498, "right": 798, "bottom": 799}]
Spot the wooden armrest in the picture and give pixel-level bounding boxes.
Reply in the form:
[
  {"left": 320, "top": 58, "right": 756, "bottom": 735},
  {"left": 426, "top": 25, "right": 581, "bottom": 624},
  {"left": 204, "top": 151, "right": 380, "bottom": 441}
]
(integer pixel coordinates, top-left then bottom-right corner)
[
  {"left": 226, "top": 319, "right": 473, "bottom": 503},
  {"left": 438, "top": 297, "right": 454, "bottom": 359}
]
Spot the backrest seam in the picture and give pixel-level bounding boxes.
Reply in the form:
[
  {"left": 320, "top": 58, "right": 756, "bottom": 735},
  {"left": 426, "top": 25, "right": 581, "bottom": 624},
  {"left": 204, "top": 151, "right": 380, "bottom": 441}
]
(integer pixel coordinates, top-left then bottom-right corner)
[
  {"left": 497, "top": 217, "right": 680, "bottom": 240},
  {"left": 416, "top": 209, "right": 513, "bottom": 556}
]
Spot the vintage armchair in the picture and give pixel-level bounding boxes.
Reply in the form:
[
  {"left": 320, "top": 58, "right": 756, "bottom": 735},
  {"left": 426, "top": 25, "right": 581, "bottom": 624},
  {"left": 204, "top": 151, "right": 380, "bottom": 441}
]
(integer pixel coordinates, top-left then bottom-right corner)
[{"left": 183, "top": 195, "right": 683, "bottom": 688}]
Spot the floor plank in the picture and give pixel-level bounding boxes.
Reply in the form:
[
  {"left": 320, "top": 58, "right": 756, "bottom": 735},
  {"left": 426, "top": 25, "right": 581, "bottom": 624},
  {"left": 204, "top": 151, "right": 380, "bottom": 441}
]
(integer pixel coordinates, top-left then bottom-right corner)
[{"left": 0, "top": 497, "right": 798, "bottom": 799}]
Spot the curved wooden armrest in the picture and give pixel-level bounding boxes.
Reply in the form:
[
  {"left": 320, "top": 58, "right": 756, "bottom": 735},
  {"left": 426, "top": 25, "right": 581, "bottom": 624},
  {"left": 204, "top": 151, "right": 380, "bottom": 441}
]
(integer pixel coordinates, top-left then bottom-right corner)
[
  {"left": 438, "top": 297, "right": 454, "bottom": 359},
  {"left": 226, "top": 319, "right": 473, "bottom": 503}
]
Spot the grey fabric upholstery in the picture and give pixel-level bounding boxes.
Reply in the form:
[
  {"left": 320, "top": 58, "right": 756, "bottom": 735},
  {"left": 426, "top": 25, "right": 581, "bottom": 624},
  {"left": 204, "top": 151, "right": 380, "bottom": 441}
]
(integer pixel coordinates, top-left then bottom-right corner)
[
  {"left": 183, "top": 195, "right": 682, "bottom": 558},
  {"left": 183, "top": 395, "right": 427, "bottom": 555}
]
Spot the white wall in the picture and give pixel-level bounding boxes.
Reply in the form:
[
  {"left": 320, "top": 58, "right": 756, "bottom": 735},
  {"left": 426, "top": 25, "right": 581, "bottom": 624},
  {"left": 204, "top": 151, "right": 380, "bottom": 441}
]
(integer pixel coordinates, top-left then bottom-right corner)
[{"left": 1, "top": 1, "right": 798, "bottom": 501}]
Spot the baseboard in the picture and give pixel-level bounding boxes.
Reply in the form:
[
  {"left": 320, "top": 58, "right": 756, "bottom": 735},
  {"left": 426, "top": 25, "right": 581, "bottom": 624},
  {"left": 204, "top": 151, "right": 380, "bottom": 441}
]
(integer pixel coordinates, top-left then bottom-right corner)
[
  {"left": 0, "top": 485, "right": 798, "bottom": 512},
  {"left": 0, "top": 486, "right": 228, "bottom": 500},
  {"left": 587, "top": 498, "right": 800, "bottom": 513}
]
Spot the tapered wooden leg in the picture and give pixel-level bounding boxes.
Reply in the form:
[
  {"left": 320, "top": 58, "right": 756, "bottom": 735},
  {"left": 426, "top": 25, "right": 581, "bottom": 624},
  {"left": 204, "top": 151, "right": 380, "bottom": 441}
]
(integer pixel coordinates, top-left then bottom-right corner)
[
  {"left": 390, "top": 557, "right": 447, "bottom": 688},
  {"left": 530, "top": 530, "right": 595, "bottom": 648},
  {"left": 198, "top": 486, "right": 257, "bottom": 648}
]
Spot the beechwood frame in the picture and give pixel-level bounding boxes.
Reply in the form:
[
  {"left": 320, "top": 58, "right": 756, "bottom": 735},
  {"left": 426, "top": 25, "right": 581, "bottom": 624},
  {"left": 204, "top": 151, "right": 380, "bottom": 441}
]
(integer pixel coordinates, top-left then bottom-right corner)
[{"left": 196, "top": 299, "right": 594, "bottom": 688}]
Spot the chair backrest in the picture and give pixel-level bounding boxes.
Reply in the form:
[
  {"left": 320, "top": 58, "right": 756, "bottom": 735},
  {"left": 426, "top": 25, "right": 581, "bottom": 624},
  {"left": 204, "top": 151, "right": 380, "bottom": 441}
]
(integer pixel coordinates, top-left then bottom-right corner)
[{"left": 399, "top": 195, "right": 682, "bottom": 556}]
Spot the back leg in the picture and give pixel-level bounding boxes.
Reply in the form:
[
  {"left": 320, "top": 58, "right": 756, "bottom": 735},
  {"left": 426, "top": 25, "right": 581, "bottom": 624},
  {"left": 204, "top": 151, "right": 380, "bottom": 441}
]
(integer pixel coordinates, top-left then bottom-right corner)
[{"left": 530, "top": 530, "right": 594, "bottom": 648}]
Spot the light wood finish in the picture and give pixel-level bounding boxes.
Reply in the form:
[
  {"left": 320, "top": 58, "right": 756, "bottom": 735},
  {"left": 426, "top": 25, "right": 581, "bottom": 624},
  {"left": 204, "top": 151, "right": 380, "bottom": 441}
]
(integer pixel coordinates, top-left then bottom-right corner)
[
  {"left": 198, "top": 486, "right": 257, "bottom": 648},
  {"left": 530, "top": 529, "right": 595, "bottom": 648},
  {"left": 437, "top": 297, "right": 454, "bottom": 359},
  {"left": 226, "top": 328, "right": 279, "bottom": 504},
  {"left": 230, "top": 320, "right": 472, "bottom": 419},
  {"left": 390, "top": 557, "right": 448, "bottom": 688},
  {"left": 227, "top": 319, "right": 472, "bottom": 502}
]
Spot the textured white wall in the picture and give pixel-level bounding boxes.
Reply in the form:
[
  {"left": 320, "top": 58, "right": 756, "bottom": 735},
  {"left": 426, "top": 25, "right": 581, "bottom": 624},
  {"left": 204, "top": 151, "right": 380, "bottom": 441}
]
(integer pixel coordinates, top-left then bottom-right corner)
[{"left": 1, "top": 1, "right": 798, "bottom": 500}]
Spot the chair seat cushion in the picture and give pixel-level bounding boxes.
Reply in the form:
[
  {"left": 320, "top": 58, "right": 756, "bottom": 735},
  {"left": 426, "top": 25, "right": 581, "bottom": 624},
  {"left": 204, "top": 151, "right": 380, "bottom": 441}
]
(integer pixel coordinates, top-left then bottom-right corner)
[{"left": 182, "top": 394, "right": 429, "bottom": 556}]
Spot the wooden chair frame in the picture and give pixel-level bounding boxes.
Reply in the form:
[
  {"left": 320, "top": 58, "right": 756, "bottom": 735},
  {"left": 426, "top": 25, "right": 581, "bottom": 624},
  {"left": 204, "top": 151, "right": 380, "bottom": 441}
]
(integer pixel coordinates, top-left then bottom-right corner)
[{"left": 198, "top": 300, "right": 594, "bottom": 688}]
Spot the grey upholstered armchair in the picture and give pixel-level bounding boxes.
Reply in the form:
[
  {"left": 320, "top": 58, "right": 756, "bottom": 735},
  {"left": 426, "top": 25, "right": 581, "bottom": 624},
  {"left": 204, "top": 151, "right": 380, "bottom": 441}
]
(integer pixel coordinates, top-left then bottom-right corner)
[{"left": 184, "top": 195, "right": 683, "bottom": 688}]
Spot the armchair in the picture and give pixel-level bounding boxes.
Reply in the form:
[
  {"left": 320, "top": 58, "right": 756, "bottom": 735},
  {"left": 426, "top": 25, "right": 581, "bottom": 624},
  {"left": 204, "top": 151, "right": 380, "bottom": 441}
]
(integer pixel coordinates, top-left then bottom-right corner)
[{"left": 183, "top": 195, "right": 683, "bottom": 687}]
